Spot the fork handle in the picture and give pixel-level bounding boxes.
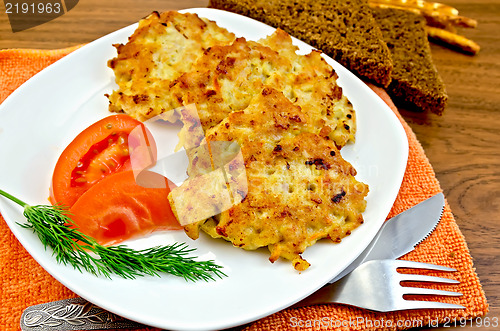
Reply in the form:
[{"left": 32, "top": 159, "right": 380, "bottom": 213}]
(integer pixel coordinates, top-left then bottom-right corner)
[
  {"left": 292, "top": 276, "right": 355, "bottom": 309},
  {"left": 20, "top": 297, "right": 144, "bottom": 330}
]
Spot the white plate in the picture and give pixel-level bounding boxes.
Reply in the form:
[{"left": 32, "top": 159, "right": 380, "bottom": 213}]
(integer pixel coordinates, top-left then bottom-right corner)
[{"left": 0, "top": 8, "right": 408, "bottom": 331}]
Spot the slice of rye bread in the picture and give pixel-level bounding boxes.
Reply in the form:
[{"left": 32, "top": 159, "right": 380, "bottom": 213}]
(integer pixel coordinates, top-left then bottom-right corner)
[
  {"left": 372, "top": 8, "right": 448, "bottom": 115},
  {"left": 208, "top": 0, "right": 393, "bottom": 87}
]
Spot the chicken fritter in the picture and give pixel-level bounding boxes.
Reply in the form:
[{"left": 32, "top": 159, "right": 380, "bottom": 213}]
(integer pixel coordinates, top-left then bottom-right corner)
[
  {"left": 172, "top": 29, "right": 356, "bottom": 149},
  {"left": 107, "top": 11, "right": 236, "bottom": 121},
  {"left": 108, "top": 12, "right": 368, "bottom": 271},
  {"left": 169, "top": 88, "right": 368, "bottom": 270},
  {"left": 108, "top": 11, "right": 355, "bottom": 149}
]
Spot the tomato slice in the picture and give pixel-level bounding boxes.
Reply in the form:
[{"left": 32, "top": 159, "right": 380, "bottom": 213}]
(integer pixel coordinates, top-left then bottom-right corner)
[
  {"left": 49, "top": 115, "right": 154, "bottom": 207},
  {"left": 69, "top": 170, "right": 182, "bottom": 245}
]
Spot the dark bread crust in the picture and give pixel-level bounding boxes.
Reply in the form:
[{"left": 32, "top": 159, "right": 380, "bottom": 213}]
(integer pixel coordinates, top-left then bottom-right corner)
[
  {"left": 372, "top": 8, "right": 448, "bottom": 115},
  {"left": 208, "top": 0, "right": 393, "bottom": 87}
]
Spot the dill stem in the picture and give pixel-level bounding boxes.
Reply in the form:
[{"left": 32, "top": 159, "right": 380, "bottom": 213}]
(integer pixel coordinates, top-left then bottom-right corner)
[
  {"left": 0, "top": 189, "right": 28, "bottom": 208},
  {"left": 0, "top": 189, "right": 226, "bottom": 281}
]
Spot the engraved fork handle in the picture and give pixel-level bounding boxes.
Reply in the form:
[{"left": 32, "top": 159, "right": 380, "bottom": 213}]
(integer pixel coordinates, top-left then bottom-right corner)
[{"left": 20, "top": 297, "right": 144, "bottom": 330}]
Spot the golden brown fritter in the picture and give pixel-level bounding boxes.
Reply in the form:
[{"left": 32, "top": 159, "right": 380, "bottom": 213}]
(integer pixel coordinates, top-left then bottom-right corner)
[
  {"left": 171, "top": 88, "right": 368, "bottom": 270},
  {"left": 172, "top": 29, "right": 356, "bottom": 149},
  {"left": 170, "top": 88, "right": 307, "bottom": 230},
  {"left": 109, "top": 12, "right": 368, "bottom": 271},
  {"left": 108, "top": 11, "right": 355, "bottom": 149},
  {"left": 107, "top": 11, "right": 236, "bottom": 121}
]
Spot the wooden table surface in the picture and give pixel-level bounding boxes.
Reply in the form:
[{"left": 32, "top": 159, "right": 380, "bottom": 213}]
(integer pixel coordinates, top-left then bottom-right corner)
[{"left": 1, "top": 0, "right": 499, "bottom": 329}]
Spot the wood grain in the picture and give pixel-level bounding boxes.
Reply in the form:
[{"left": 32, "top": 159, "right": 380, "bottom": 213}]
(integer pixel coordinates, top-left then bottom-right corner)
[
  {"left": 404, "top": 0, "right": 500, "bottom": 317},
  {"left": 1, "top": 0, "right": 499, "bottom": 329},
  {"left": 401, "top": 2, "right": 500, "bottom": 327},
  {"left": 0, "top": 0, "right": 209, "bottom": 49}
]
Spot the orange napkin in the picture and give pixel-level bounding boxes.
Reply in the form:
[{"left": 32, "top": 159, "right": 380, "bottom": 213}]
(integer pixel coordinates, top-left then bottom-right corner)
[{"left": 0, "top": 48, "right": 488, "bottom": 331}]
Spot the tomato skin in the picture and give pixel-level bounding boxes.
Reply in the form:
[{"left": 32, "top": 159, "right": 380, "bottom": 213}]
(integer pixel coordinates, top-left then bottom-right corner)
[
  {"left": 49, "top": 115, "right": 154, "bottom": 207},
  {"left": 69, "top": 170, "right": 182, "bottom": 246}
]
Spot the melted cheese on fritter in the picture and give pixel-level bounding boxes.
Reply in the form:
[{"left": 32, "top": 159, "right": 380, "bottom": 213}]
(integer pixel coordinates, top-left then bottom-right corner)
[{"left": 173, "top": 88, "right": 368, "bottom": 270}]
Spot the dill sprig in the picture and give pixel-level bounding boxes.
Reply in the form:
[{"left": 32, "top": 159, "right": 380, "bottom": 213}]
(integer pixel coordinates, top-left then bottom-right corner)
[{"left": 0, "top": 189, "right": 226, "bottom": 281}]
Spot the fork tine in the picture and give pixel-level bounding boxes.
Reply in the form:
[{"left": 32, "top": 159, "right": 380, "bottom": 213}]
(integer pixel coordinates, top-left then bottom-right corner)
[
  {"left": 399, "top": 273, "right": 460, "bottom": 284},
  {"left": 401, "top": 301, "right": 466, "bottom": 311},
  {"left": 402, "top": 287, "right": 463, "bottom": 297},
  {"left": 394, "top": 260, "right": 457, "bottom": 272},
  {"left": 294, "top": 259, "right": 465, "bottom": 312}
]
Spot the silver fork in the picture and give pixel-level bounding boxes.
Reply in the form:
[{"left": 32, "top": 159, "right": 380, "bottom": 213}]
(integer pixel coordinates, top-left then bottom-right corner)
[
  {"left": 20, "top": 260, "right": 464, "bottom": 330},
  {"left": 294, "top": 259, "right": 465, "bottom": 311}
]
